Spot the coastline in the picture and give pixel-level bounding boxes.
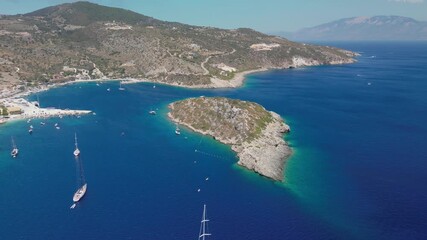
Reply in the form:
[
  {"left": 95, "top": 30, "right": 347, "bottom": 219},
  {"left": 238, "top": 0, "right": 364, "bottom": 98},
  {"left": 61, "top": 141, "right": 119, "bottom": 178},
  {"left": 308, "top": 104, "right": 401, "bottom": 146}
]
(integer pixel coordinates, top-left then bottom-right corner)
[
  {"left": 0, "top": 55, "right": 358, "bottom": 100},
  {"left": 0, "top": 98, "right": 91, "bottom": 125},
  {"left": 0, "top": 58, "right": 357, "bottom": 126},
  {"left": 167, "top": 98, "right": 292, "bottom": 181},
  {"left": 0, "top": 78, "right": 141, "bottom": 125}
]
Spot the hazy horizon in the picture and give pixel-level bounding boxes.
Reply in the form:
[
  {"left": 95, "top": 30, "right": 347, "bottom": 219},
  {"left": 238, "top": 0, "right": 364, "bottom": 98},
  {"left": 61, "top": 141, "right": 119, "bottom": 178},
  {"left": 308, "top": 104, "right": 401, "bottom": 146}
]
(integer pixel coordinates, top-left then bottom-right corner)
[{"left": 1, "top": 0, "right": 427, "bottom": 32}]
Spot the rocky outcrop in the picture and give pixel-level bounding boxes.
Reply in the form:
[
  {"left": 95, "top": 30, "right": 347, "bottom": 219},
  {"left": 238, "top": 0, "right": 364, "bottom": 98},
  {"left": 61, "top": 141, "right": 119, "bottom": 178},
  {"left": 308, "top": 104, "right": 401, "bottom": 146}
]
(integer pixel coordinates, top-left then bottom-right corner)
[
  {"left": 168, "top": 97, "right": 291, "bottom": 181},
  {"left": 232, "top": 112, "right": 291, "bottom": 181}
]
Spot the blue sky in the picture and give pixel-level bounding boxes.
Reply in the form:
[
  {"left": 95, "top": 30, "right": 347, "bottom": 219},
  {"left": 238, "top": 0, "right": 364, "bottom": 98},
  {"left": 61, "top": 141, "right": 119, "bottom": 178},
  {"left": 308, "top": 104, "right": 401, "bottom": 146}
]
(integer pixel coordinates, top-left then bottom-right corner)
[{"left": 1, "top": 0, "right": 427, "bottom": 31}]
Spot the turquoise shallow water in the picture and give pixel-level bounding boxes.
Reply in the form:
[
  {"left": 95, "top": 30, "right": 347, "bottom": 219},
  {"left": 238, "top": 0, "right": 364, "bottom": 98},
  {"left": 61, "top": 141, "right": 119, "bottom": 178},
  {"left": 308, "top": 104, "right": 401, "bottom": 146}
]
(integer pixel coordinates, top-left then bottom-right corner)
[{"left": 1, "top": 42, "right": 426, "bottom": 239}]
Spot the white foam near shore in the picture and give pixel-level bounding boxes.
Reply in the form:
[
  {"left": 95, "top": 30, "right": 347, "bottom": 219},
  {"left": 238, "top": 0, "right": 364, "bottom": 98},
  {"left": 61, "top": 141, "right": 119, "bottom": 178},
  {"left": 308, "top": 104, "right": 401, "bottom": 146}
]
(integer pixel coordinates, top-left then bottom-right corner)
[{"left": 0, "top": 98, "right": 91, "bottom": 124}]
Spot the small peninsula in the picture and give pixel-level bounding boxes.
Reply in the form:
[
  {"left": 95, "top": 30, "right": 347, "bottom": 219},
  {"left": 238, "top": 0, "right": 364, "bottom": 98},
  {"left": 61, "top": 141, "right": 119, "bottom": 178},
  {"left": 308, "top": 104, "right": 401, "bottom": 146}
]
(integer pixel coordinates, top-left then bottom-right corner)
[
  {"left": 168, "top": 97, "right": 291, "bottom": 181},
  {"left": 0, "top": 97, "right": 91, "bottom": 124}
]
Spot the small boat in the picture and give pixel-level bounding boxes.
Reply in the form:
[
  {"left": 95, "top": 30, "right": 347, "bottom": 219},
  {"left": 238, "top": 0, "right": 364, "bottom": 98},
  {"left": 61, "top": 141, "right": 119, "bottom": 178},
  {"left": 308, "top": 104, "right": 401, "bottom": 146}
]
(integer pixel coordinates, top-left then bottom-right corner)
[
  {"left": 11, "top": 137, "right": 18, "bottom": 158},
  {"left": 56, "top": 126, "right": 61, "bottom": 130},
  {"left": 28, "top": 128, "right": 33, "bottom": 134},
  {"left": 34, "top": 95, "right": 40, "bottom": 107},
  {"left": 73, "top": 183, "right": 87, "bottom": 202},
  {"left": 73, "top": 133, "right": 80, "bottom": 157},
  {"left": 175, "top": 124, "right": 181, "bottom": 135},
  {"left": 153, "top": 84, "right": 156, "bottom": 89},
  {"left": 30, "top": 125, "right": 34, "bottom": 129},
  {"left": 118, "top": 82, "right": 125, "bottom": 91},
  {"left": 40, "top": 122, "right": 46, "bottom": 125},
  {"left": 198, "top": 204, "right": 211, "bottom": 240},
  {"left": 149, "top": 110, "right": 157, "bottom": 115},
  {"left": 107, "top": 88, "right": 111, "bottom": 92},
  {"left": 54, "top": 123, "right": 58, "bottom": 127}
]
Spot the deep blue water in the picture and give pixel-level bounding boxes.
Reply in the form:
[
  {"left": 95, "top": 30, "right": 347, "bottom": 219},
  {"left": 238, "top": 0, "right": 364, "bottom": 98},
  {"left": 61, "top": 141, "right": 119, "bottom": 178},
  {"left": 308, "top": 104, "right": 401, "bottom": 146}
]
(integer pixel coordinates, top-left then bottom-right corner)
[{"left": 1, "top": 42, "right": 426, "bottom": 240}]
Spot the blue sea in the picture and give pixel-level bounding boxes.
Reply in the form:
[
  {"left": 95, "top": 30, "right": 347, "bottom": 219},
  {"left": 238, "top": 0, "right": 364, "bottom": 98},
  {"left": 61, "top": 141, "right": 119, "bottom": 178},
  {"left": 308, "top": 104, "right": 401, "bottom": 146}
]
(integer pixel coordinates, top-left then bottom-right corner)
[{"left": 1, "top": 42, "right": 426, "bottom": 240}]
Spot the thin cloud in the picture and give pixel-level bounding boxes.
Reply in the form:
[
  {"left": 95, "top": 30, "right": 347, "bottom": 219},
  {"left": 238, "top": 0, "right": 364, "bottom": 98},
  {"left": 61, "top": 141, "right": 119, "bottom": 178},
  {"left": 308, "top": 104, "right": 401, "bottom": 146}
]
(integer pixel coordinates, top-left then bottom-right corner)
[{"left": 388, "top": 0, "right": 424, "bottom": 3}]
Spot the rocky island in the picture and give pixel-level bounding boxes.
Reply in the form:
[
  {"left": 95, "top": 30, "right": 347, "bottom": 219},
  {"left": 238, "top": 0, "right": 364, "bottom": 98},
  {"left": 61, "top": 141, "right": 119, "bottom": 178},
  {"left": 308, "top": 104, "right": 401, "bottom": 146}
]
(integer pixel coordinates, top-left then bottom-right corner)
[
  {"left": 0, "top": 1, "right": 358, "bottom": 97},
  {"left": 168, "top": 97, "right": 291, "bottom": 181}
]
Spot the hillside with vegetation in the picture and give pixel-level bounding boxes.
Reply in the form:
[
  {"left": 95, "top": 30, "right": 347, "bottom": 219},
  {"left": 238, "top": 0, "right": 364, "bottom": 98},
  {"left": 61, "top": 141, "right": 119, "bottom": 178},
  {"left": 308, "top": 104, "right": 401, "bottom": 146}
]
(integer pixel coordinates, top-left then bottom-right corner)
[
  {"left": 0, "top": 1, "right": 357, "bottom": 95},
  {"left": 168, "top": 97, "right": 292, "bottom": 181}
]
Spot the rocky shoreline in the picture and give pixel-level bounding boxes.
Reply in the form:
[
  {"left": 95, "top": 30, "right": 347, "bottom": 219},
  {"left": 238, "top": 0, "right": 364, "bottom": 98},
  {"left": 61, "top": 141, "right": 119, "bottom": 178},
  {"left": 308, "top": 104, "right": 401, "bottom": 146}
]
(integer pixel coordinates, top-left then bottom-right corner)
[
  {"left": 168, "top": 97, "right": 292, "bottom": 181},
  {"left": 232, "top": 111, "right": 291, "bottom": 181},
  {"left": 0, "top": 54, "right": 357, "bottom": 97}
]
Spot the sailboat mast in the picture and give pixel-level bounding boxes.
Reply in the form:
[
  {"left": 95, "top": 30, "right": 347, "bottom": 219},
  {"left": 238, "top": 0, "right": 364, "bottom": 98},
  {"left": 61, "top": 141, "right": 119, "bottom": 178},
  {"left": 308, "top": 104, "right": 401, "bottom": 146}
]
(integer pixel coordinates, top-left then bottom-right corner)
[
  {"left": 199, "top": 204, "right": 211, "bottom": 240},
  {"left": 202, "top": 205, "right": 207, "bottom": 240},
  {"left": 11, "top": 137, "right": 16, "bottom": 148}
]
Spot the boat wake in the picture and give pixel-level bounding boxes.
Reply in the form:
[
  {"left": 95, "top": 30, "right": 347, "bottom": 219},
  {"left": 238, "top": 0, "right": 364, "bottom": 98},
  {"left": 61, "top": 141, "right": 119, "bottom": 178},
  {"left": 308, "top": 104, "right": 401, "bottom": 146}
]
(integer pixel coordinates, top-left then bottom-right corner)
[{"left": 194, "top": 149, "right": 229, "bottom": 161}]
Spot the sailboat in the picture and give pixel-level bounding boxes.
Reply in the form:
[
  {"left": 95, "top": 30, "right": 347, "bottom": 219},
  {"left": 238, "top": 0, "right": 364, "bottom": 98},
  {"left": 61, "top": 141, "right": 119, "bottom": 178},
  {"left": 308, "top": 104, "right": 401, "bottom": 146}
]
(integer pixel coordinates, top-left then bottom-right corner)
[
  {"left": 149, "top": 109, "right": 157, "bottom": 115},
  {"left": 73, "top": 155, "right": 87, "bottom": 203},
  {"left": 118, "top": 81, "right": 125, "bottom": 91},
  {"left": 73, "top": 183, "right": 87, "bottom": 202},
  {"left": 198, "top": 204, "right": 211, "bottom": 240},
  {"left": 73, "top": 133, "right": 80, "bottom": 157},
  {"left": 11, "top": 137, "right": 19, "bottom": 158},
  {"left": 175, "top": 124, "right": 181, "bottom": 135}
]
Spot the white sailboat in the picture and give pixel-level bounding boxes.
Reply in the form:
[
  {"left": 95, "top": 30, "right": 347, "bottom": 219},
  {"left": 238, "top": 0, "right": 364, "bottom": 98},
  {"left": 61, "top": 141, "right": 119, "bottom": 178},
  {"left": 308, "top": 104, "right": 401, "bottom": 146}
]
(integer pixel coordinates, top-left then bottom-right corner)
[
  {"left": 73, "top": 133, "right": 80, "bottom": 157},
  {"left": 73, "top": 183, "right": 87, "bottom": 202},
  {"left": 118, "top": 81, "right": 125, "bottom": 91},
  {"left": 198, "top": 204, "right": 211, "bottom": 240},
  {"left": 73, "top": 154, "right": 87, "bottom": 203},
  {"left": 10, "top": 137, "right": 19, "bottom": 158},
  {"left": 175, "top": 124, "right": 181, "bottom": 135}
]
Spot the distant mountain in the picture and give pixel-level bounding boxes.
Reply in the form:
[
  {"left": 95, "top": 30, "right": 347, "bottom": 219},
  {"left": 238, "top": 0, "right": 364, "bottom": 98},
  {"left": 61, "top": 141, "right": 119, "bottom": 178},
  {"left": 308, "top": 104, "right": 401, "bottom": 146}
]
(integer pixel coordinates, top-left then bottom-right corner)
[{"left": 280, "top": 16, "right": 427, "bottom": 41}]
